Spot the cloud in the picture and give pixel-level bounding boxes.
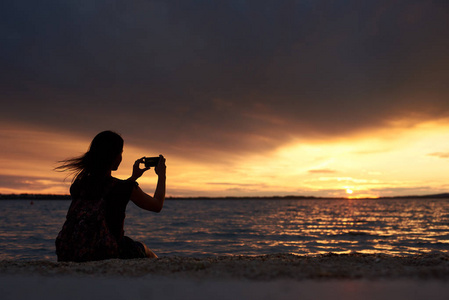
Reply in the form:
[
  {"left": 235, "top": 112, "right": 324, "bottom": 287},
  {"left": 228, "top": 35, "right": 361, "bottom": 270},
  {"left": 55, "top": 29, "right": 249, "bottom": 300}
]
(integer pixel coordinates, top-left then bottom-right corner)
[
  {"left": 206, "top": 182, "right": 267, "bottom": 187},
  {"left": 1, "top": 0, "right": 449, "bottom": 163},
  {"left": 369, "top": 186, "right": 437, "bottom": 196},
  {"left": 308, "top": 169, "right": 337, "bottom": 174},
  {"left": 428, "top": 152, "right": 449, "bottom": 159},
  {"left": 0, "top": 174, "right": 66, "bottom": 193}
]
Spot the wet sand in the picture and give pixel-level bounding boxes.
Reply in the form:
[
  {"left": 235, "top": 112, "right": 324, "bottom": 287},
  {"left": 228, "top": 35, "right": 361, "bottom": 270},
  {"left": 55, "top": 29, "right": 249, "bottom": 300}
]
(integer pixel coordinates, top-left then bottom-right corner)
[
  {"left": 1, "top": 253, "right": 449, "bottom": 300},
  {"left": 2, "top": 253, "right": 449, "bottom": 280}
]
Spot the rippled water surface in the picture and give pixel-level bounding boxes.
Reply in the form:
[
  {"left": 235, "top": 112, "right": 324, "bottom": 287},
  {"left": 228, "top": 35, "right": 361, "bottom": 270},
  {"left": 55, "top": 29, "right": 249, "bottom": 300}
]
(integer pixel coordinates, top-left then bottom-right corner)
[{"left": 1, "top": 198, "right": 448, "bottom": 260}]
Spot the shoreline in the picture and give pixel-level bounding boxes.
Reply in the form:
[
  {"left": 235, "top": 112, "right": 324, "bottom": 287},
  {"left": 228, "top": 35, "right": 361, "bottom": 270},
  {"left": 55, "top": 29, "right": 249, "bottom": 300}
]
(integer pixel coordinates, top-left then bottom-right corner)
[
  {"left": 2, "top": 253, "right": 449, "bottom": 280},
  {"left": 2, "top": 192, "right": 449, "bottom": 201}
]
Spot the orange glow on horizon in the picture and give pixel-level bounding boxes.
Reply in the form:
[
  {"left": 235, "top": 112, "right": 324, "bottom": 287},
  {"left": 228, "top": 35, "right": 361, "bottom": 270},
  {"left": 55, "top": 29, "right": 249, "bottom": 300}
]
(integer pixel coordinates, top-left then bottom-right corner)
[{"left": 1, "top": 120, "right": 449, "bottom": 197}]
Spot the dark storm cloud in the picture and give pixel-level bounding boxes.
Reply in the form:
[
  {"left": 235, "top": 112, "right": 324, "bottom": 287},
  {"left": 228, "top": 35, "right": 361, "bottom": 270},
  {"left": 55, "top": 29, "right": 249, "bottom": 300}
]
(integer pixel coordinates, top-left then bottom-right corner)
[{"left": 2, "top": 0, "right": 449, "bottom": 159}]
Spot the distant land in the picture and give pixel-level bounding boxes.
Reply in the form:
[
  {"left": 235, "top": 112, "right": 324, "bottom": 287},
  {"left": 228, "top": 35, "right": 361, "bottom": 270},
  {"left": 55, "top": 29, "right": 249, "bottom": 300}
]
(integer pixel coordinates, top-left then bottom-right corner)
[{"left": 1, "top": 193, "right": 449, "bottom": 200}]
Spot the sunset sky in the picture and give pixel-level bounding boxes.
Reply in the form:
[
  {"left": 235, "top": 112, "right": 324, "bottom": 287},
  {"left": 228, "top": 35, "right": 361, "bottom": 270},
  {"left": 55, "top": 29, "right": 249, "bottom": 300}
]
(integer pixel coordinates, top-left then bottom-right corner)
[{"left": 1, "top": 1, "right": 449, "bottom": 198}]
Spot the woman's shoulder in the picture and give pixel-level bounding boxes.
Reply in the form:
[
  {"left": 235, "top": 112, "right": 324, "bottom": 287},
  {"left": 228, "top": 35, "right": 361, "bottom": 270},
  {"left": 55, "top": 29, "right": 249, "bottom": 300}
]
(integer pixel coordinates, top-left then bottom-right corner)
[
  {"left": 69, "top": 179, "right": 82, "bottom": 196},
  {"left": 106, "top": 177, "right": 137, "bottom": 201},
  {"left": 110, "top": 177, "right": 138, "bottom": 190},
  {"left": 110, "top": 177, "right": 134, "bottom": 184}
]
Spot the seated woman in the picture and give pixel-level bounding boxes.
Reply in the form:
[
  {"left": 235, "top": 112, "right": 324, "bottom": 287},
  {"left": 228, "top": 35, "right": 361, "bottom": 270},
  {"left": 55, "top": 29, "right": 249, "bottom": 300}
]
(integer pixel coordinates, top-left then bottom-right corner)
[{"left": 55, "top": 130, "right": 166, "bottom": 262}]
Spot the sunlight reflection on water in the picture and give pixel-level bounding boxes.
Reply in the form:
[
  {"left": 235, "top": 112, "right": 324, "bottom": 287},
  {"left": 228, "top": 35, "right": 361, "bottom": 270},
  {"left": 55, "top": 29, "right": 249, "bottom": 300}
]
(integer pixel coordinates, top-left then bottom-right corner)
[{"left": 0, "top": 198, "right": 448, "bottom": 260}]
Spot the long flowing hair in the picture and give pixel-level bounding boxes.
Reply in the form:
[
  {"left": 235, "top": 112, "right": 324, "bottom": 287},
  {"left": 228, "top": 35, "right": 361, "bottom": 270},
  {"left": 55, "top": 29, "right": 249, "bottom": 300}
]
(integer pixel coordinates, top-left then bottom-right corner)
[{"left": 55, "top": 131, "right": 124, "bottom": 186}]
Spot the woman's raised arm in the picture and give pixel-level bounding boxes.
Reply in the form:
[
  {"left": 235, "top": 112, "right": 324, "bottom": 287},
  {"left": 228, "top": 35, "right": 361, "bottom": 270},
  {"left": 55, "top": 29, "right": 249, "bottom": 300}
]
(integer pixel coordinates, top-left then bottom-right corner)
[{"left": 130, "top": 155, "right": 166, "bottom": 212}]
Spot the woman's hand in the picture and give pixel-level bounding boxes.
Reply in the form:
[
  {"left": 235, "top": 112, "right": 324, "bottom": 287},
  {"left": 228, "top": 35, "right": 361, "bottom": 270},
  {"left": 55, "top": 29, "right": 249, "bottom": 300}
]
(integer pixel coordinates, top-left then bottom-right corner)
[
  {"left": 155, "top": 155, "right": 166, "bottom": 178},
  {"left": 129, "top": 157, "right": 150, "bottom": 181}
]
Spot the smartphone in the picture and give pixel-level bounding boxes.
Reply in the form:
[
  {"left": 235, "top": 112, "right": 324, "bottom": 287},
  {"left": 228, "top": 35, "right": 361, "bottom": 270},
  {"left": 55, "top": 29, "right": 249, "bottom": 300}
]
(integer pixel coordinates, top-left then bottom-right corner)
[{"left": 143, "top": 156, "right": 160, "bottom": 168}]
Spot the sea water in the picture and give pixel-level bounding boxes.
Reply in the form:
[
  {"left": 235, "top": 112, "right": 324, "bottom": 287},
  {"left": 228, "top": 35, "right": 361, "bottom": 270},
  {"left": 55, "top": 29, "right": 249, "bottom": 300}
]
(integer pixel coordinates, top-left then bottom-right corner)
[{"left": 1, "top": 198, "right": 448, "bottom": 261}]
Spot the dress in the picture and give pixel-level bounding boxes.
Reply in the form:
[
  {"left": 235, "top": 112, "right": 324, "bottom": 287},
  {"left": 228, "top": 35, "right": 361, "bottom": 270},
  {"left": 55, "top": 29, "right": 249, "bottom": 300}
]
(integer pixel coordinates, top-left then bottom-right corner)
[{"left": 55, "top": 176, "right": 146, "bottom": 261}]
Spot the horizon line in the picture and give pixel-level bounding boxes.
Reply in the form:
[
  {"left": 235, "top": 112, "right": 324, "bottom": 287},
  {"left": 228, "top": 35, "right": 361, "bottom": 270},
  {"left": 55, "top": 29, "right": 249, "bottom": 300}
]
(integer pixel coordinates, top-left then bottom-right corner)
[{"left": 1, "top": 192, "right": 449, "bottom": 200}]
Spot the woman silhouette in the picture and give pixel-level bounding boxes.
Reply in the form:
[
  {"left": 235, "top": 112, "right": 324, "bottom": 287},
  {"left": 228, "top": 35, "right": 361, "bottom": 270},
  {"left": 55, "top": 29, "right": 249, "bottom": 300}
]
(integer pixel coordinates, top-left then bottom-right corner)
[{"left": 55, "top": 130, "right": 166, "bottom": 261}]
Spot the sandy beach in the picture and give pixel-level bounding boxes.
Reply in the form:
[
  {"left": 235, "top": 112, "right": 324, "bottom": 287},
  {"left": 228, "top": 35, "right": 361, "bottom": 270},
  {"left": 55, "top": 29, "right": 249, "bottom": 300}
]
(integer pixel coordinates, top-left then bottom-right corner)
[{"left": 2, "top": 253, "right": 449, "bottom": 300}]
